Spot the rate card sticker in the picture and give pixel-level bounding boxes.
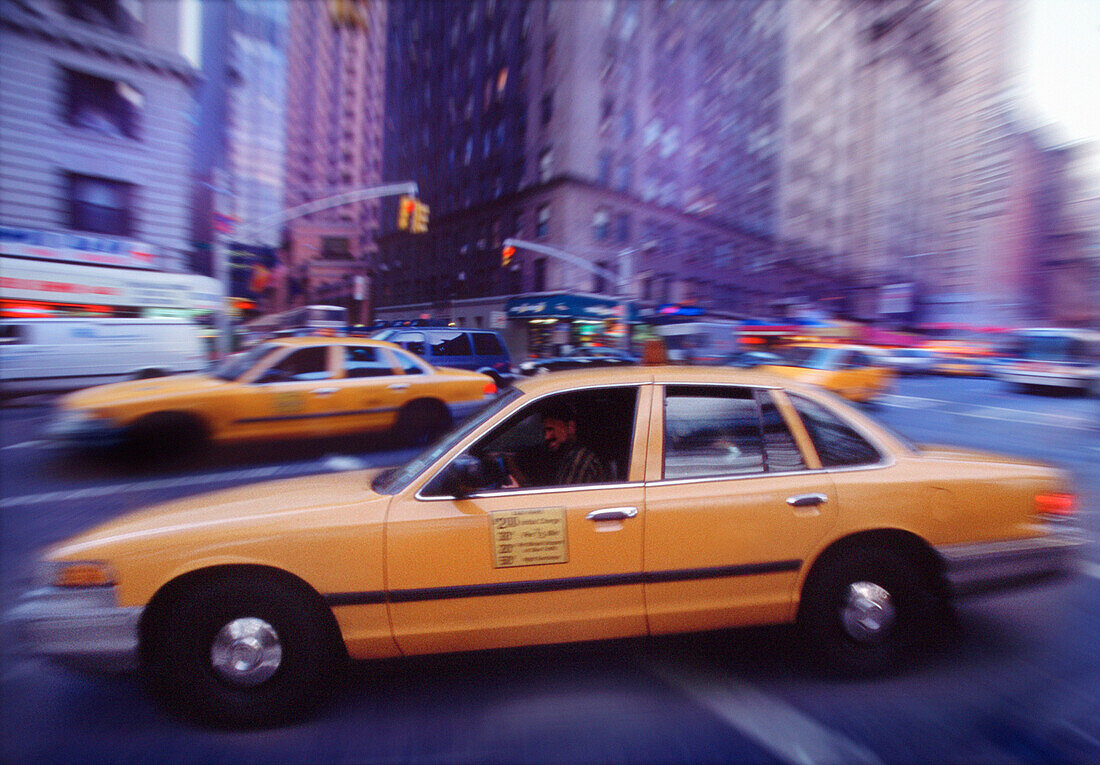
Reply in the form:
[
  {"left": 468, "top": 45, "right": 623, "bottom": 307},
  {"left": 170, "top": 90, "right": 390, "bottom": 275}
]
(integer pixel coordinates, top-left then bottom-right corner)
[{"left": 490, "top": 507, "right": 568, "bottom": 568}]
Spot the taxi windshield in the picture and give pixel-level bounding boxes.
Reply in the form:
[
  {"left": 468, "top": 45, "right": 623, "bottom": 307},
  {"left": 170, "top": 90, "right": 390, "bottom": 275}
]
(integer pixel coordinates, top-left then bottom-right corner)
[
  {"left": 372, "top": 387, "right": 523, "bottom": 494},
  {"left": 782, "top": 346, "right": 841, "bottom": 370},
  {"left": 211, "top": 343, "right": 281, "bottom": 381}
]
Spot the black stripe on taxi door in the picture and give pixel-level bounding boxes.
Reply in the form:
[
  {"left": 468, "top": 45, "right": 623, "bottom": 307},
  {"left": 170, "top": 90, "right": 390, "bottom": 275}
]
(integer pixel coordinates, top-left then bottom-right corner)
[{"left": 323, "top": 559, "right": 800, "bottom": 607}]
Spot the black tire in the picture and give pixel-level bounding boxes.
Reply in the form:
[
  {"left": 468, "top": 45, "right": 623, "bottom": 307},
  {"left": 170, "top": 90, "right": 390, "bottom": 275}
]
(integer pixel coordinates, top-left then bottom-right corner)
[
  {"left": 143, "top": 574, "right": 344, "bottom": 728},
  {"left": 798, "top": 546, "right": 936, "bottom": 676},
  {"left": 125, "top": 412, "right": 207, "bottom": 458},
  {"left": 395, "top": 399, "right": 451, "bottom": 446},
  {"left": 134, "top": 368, "right": 165, "bottom": 379}
]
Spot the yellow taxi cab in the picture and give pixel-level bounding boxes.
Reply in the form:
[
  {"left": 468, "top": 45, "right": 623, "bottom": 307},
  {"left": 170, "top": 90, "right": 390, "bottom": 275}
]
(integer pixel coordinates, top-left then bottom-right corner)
[
  {"left": 760, "top": 343, "right": 895, "bottom": 402},
  {"left": 46, "top": 337, "right": 497, "bottom": 451},
  {"left": 11, "top": 366, "right": 1082, "bottom": 726},
  {"left": 924, "top": 343, "right": 995, "bottom": 377}
]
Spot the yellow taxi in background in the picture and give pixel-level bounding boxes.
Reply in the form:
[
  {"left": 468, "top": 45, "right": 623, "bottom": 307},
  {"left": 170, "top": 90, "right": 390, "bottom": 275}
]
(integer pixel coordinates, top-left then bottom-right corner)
[
  {"left": 11, "top": 366, "right": 1082, "bottom": 727},
  {"left": 47, "top": 337, "right": 497, "bottom": 452},
  {"left": 925, "top": 343, "right": 996, "bottom": 377},
  {"left": 761, "top": 343, "right": 895, "bottom": 402}
]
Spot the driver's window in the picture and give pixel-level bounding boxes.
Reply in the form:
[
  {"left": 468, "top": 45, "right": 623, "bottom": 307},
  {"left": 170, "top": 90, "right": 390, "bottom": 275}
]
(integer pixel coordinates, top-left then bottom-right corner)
[
  {"left": 423, "top": 387, "right": 637, "bottom": 497},
  {"left": 258, "top": 346, "right": 331, "bottom": 383}
]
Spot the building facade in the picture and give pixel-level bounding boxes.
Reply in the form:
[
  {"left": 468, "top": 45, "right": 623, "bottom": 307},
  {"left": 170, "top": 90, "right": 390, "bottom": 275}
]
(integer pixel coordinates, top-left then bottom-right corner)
[
  {"left": 281, "top": 0, "right": 388, "bottom": 324},
  {"left": 0, "top": 0, "right": 217, "bottom": 318},
  {"left": 375, "top": 0, "right": 784, "bottom": 353}
]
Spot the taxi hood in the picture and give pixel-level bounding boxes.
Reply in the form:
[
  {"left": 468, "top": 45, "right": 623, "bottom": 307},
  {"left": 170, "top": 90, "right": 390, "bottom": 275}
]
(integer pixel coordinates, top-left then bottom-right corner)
[
  {"left": 49, "top": 468, "right": 389, "bottom": 560},
  {"left": 61, "top": 373, "right": 225, "bottom": 407}
]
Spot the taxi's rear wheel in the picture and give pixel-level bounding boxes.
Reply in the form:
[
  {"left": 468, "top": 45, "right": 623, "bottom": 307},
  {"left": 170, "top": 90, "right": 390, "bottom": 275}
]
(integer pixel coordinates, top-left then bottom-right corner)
[
  {"left": 144, "top": 573, "right": 344, "bottom": 728},
  {"left": 395, "top": 399, "right": 450, "bottom": 446},
  {"left": 798, "top": 546, "right": 935, "bottom": 676},
  {"left": 126, "top": 412, "right": 207, "bottom": 457}
]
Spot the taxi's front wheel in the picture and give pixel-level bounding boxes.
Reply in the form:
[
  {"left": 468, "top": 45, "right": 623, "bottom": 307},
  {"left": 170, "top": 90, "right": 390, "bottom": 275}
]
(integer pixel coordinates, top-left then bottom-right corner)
[
  {"left": 143, "top": 573, "right": 345, "bottom": 728},
  {"left": 798, "top": 546, "right": 936, "bottom": 676}
]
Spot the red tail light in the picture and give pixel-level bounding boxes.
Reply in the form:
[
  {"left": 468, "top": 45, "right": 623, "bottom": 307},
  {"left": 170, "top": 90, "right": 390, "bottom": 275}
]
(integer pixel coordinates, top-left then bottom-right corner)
[
  {"left": 483, "top": 381, "right": 497, "bottom": 395},
  {"left": 1036, "top": 492, "right": 1076, "bottom": 517}
]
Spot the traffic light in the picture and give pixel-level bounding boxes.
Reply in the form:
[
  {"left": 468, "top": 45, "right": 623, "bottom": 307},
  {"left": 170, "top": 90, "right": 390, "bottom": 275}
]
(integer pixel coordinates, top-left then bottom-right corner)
[
  {"left": 397, "top": 195, "right": 415, "bottom": 230},
  {"left": 501, "top": 245, "right": 516, "bottom": 268},
  {"left": 411, "top": 200, "right": 430, "bottom": 233}
]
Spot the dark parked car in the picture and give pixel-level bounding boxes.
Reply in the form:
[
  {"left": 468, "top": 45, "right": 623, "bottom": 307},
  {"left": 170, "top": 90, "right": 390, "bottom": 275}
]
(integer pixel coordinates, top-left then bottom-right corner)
[
  {"left": 518, "top": 345, "right": 639, "bottom": 376},
  {"left": 372, "top": 327, "right": 516, "bottom": 386}
]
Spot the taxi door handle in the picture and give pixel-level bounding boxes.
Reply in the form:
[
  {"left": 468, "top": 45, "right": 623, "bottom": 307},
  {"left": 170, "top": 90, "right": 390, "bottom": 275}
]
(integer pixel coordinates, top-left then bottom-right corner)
[
  {"left": 786, "top": 493, "right": 828, "bottom": 508},
  {"left": 310, "top": 387, "right": 338, "bottom": 395},
  {"left": 586, "top": 507, "right": 638, "bottom": 522},
  {"left": 387, "top": 383, "right": 410, "bottom": 391}
]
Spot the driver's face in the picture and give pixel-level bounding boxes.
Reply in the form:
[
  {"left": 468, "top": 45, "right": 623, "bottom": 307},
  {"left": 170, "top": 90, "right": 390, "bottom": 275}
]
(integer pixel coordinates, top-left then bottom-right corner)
[{"left": 542, "top": 417, "right": 573, "bottom": 450}]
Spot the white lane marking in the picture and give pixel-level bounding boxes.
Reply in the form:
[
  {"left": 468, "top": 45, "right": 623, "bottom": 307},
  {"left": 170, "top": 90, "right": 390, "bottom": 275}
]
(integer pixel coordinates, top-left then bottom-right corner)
[
  {"left": 0, "top": 440, "right": 45, "bottom": 451},
  {"left": 323, "top": 455, "right": 368, "bottom": 471},
  {"left": 1082, "top": 561, "right": 1100, "bottom": 580},
  {"left": 881, "top": 395, "right": 1096, "bottom": 430},
  {"left": 0, "top": 459, "right": 366, "bottom": 509},
  {"left": 650, "top": 662, "right": 881, "bottom": 765}
]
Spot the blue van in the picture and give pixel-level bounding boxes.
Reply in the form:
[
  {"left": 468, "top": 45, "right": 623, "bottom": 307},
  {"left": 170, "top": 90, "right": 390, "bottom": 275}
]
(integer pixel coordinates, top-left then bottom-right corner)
[{"left": 372, "top": 327, "right": 516, "bottom": 387}]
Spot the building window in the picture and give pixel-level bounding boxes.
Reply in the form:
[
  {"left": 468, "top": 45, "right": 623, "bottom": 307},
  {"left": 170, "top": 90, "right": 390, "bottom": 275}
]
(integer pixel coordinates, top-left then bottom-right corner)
[
  {"left": 534, "top": 257, "right": 547, "bottom": 291},
  {"left": 595, "top": 260, "right": 610, "bottom": 293},
  {"left": 614, "top": 160, "right": 632, "bottom": 192},
  {"left": 593, "top": 208, "right": 610, "bottom": 240},
  {"left": 62, "top": 0, "right": 139, "bottom": 34},
  {"left": 615, "top": 213, "right": 631, "bottom": 244},
  {"left": 541, "top": 91, "right": 554, "bottom": 125},
  {"left": 63, "top": 68, "right": 142, "bottom": 139},
  {"left": 597, "top": 151, "right": 612, "bottom": 186},
  {"left": 538, "top": 147, "right": 553, "bottom": 183},
  {"left": 536, "top": 204, "right": 551, "bottom": 238},
  {"left": 321, "top": 237, "right": 351, "bottom": 259},
  {"left": 66, "top": 173, "right": 134, "bottom": 237}
]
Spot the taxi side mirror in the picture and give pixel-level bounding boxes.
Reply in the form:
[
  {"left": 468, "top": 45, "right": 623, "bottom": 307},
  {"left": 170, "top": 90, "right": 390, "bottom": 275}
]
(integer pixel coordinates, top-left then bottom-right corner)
[
  {"left": 428, "top": 454, "right": 505, "bottom": 497},
  {"left": 256, "top": 368, "right": 291, "bottom": 384}
]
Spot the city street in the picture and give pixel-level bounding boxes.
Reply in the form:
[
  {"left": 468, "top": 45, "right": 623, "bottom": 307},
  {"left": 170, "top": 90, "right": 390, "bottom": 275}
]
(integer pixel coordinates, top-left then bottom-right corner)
[{"left": 2, "top": 375, "right": 1099, "bottom": 763}]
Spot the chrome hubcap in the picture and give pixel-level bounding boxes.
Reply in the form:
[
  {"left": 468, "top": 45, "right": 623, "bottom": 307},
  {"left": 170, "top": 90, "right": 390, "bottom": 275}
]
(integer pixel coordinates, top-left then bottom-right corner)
[
  {"left": 841, "top": 581, "right": 896, "bottom": 642},
  {"left": 210, "top": 617, "right": 282, "bottom": 685}
]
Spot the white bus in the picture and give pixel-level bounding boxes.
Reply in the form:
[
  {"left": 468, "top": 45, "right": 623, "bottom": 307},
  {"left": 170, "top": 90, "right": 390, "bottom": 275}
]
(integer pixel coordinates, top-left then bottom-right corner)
[
  {"left": 996, "top": 327, "right": 1100, "bottom": 394},
  {"left": 242, "top": 304, "right": 347, "bottom": 344},
  {"left": 652, "top": 321, "right": 740, "bottom": 364}
]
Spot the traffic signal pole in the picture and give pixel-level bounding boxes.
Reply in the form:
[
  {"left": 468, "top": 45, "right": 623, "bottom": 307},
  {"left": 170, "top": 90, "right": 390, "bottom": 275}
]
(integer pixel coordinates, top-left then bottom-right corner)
[
  {"left": 215, "top": 182, "right": 421, "bottom": 355},
  {"left": 502, "top": 238, "right": 638, "bottom": 349}
]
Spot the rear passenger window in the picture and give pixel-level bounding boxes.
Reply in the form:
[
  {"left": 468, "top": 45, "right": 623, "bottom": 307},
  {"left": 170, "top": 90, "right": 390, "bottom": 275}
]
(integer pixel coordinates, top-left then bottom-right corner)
[
  {"left": 757, "top": 391, "right": 806, "bottom": 472},
  {"left": 472, "top": 332, "right": 504, "bottom": 355},
  {"left": 663, "top": 386, "right": 765, "bottom": 479},
  {"left": 430, "top": 331, "right": 473, "bottom": 357},
  {"left": 344, "top": 346, "right": 394, "bottom": 378},
  {"left": 390, "top": 332, "right": 425, "bottom": 356},
  {"left": 392, "top": 349, "right": 427, "bottom": 375},
  {"left": 788, "top": 394, "right": 881, "bottom": 467}
]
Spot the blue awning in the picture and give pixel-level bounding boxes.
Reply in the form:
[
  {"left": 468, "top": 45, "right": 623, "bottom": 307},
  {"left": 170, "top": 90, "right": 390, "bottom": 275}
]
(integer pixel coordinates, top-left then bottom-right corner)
[{"left": 505, "top": 293, "right": 635, "bottom": 321}]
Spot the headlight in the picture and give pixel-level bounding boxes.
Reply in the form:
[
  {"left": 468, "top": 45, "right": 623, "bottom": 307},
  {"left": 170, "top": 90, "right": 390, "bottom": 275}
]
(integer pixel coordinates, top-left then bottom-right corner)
[{"left": 35, "top": 560, "right": 116, "bottom": 589}]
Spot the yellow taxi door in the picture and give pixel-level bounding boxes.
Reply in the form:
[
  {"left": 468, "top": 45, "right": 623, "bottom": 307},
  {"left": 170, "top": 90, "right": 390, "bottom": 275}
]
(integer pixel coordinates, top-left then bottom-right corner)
[
  {"left": 325, "top": 344, "right": 415, "bottom": 437},
  {"left": 384, "top": 384, "right": 653, "bottom": 656},
  {"left": 220, "top": 344, "right": 339, "bottom": 441},
  {"left": 642, "top": 384, "right": 838, "bottom": 634}
]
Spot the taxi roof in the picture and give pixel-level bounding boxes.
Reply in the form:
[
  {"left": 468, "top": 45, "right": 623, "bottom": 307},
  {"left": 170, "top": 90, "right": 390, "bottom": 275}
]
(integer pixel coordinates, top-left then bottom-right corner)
[{"left": 510, "top": 364, "right": 816, "bottom": 395}]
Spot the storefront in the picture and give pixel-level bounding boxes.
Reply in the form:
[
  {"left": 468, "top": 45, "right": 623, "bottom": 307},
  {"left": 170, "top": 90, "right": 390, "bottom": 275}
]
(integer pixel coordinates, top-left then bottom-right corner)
[
  {"left": 504, "top": 293, "right": 635, "bottom": 358},
  {"left": 0, "top": 226, "right": 221, "bottom": 320}
]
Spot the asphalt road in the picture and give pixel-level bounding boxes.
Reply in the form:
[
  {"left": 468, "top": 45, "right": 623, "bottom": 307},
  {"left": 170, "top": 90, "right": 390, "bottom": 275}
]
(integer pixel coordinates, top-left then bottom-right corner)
[{"left": 2, "top": 375, "right": 1098, "bottom": 764}]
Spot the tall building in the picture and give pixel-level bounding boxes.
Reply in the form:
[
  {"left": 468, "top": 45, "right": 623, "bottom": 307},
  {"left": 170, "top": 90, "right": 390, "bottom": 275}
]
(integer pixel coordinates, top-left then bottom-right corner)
[
  {"left": 0, "top": 0, "right": 218, "bottom": 319},
  {"left": 376, "top": 0, "right": 784, "bottom": 355},
  {"left": 282, "top": 0, "right": 388, "bottom": 323},
  {"left": 777, "top": 0, "right": 1024, "bottom": 327}
]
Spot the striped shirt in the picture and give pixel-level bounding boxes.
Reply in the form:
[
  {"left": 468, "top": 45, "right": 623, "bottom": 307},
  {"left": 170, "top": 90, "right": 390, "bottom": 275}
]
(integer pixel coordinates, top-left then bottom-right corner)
[{"left": 551, "top": 442, "right": 612, "bottom": 485}]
